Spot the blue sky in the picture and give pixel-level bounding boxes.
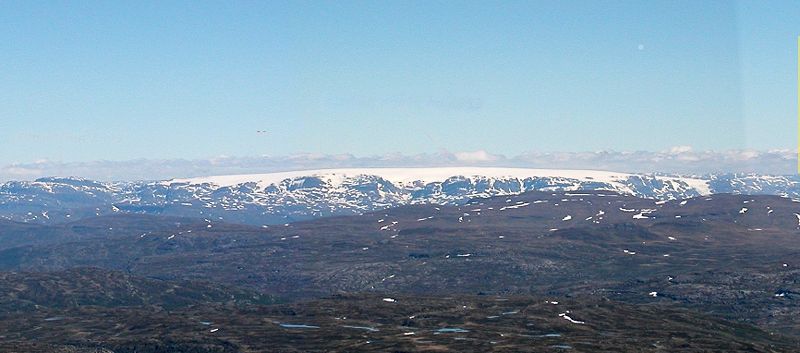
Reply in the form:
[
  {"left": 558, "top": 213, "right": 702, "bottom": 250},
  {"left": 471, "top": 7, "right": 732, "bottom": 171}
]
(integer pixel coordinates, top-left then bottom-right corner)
[{"left": 1, "top": 1, "right": 798, "bottom": 165}]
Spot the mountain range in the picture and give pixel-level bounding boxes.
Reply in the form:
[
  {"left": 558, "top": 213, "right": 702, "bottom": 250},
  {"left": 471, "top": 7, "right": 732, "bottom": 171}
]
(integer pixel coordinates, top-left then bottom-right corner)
[{"left": 1, "top": 167, "right": 798, "bottom": 225}]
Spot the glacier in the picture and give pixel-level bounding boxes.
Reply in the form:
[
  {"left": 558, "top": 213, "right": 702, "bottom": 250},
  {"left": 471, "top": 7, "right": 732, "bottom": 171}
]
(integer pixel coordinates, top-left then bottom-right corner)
[{"left": 0, "top": 167, "right": 798, "bottom": 225}]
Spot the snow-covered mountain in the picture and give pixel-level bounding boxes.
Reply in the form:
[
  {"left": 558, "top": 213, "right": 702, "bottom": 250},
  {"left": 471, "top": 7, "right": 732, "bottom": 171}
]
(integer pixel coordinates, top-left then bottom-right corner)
[{"left": 1, "top": 167, "right": 798, "bottom": 225}]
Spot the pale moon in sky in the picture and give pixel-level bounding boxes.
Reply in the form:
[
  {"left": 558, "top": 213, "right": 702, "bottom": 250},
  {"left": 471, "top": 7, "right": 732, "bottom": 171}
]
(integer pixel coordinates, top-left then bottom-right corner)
[{"left": 638, "top": 44, "right": 645, "bottom": 50}]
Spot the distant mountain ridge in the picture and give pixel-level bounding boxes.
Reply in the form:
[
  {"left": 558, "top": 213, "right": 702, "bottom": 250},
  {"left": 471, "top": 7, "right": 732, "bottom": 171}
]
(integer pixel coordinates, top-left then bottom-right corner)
[{"left": 0, "top": 167, "right": 798, "bottom": 225}]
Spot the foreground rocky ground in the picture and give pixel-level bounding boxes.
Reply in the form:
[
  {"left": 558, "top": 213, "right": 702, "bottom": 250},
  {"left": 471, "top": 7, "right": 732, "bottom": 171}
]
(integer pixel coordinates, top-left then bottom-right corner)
[
  {"left": 1, "top": 292, "right": 797, "bottom": 352},
  {"left": 1, "top": 191, "right": 799, "bottom": 351}
]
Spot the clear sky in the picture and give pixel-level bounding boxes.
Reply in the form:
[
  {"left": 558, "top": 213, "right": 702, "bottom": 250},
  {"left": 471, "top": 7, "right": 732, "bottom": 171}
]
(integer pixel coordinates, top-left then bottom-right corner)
[{"left": 1, "top": 1, "right": 798, "bottom": 165}]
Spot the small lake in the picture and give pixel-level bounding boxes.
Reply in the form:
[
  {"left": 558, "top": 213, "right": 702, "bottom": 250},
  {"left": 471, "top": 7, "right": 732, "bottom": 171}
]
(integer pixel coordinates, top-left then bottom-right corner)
[
  {"left": 550, "top": 344, "right": 572, "bottom": 349},
  {"left": 434, "top": 327, "right": 469, "bottom": 333},
  {"left": 280, "top": 323, "right": 320, "bottom": 329}
]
